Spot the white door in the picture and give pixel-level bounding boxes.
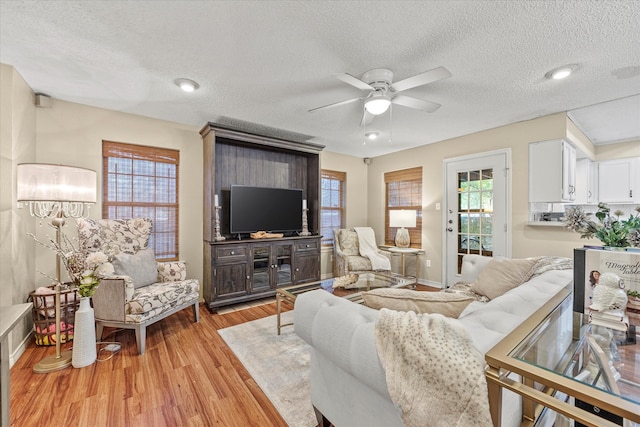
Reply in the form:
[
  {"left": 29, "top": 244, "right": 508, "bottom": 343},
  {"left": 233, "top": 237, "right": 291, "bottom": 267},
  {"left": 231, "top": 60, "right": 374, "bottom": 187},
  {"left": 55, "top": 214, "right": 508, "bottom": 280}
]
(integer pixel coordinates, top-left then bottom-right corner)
[{"left": 443, "top": 150, "right": 511, "bottom": 286}]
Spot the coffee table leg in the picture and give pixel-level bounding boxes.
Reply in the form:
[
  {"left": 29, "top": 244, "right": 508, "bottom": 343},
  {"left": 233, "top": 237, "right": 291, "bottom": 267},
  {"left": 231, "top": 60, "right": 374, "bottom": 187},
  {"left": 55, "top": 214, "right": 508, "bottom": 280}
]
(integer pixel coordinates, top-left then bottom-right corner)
[{"left": 276, "top": 292, "right": 282, "bottom": 335}]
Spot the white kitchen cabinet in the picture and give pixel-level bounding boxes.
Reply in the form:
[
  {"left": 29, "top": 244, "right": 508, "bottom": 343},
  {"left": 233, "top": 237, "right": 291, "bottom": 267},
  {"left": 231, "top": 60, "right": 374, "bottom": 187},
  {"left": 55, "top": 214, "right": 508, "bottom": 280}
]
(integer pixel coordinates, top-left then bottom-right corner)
[
  {"left": 597, "top": 157, "right": 639, "bottom": 203},
  {"left": 575, "top": 158, "right": 598, "bottom": 204},
  {"left": 529, "top": 139, "right": 576, "bottom": 203}
]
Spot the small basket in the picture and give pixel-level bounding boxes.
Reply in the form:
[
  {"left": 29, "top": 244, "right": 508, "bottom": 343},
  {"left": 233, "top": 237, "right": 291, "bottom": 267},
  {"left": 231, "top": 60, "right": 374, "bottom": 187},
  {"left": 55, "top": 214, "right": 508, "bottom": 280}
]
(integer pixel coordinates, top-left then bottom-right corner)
[{"left": 28, "top": 285, "right": 80, "bottom": 346}]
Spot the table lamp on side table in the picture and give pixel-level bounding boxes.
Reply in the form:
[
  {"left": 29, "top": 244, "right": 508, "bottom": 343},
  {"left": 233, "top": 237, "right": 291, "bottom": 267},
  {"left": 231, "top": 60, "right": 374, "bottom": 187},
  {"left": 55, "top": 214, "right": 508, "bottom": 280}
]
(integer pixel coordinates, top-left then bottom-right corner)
[
  {"left": 389, "top": 210, "right": 416, "bottom": 248},
  {"left": 17, "top": 163, "right": 97, "bottom": 373}
]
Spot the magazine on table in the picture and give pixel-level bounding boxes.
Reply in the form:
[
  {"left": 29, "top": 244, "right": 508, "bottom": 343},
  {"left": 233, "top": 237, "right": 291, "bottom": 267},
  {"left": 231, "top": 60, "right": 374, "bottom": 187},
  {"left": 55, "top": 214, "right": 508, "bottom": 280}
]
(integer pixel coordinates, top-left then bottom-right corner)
[{"left": 573, "top": 248, "right": 640, "bottom": 314}]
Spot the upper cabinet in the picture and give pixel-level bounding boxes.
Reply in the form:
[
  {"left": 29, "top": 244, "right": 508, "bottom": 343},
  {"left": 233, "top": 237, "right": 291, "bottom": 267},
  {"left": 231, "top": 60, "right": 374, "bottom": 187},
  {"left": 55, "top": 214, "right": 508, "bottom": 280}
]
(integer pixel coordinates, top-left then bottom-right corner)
[
  {"left": 529, "top": 139, "right": 576, "bottom": 203},
  {"left": 574, "top": 158, "right": 598, "bottom": 205},
  {"left": 597, "top": 157, "right": 639, "bottom": 203}
]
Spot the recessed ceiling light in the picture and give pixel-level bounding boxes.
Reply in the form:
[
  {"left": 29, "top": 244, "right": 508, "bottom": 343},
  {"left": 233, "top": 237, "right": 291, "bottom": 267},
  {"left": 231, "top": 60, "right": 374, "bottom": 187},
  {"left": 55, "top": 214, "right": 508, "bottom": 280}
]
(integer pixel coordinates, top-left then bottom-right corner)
[
  {"left": 545, "top": 65, "right": 577, "bottom": 80},
  {"left": 365, "top": 131, "right": 379, "bottom": 140},
  {"left": 175, "top": 78, "right": 200, "bottom": 92}
]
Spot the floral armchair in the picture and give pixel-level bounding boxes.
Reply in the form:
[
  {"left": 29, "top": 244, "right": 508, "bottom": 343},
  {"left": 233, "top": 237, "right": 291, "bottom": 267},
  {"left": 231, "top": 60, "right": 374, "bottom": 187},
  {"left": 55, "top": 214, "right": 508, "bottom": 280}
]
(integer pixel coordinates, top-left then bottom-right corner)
[
  {"left": 333, "top": 228, "right": 391, "bottom": 277},
  {"left": 76, "top": 217, "right": 200, "bottom": 355}
]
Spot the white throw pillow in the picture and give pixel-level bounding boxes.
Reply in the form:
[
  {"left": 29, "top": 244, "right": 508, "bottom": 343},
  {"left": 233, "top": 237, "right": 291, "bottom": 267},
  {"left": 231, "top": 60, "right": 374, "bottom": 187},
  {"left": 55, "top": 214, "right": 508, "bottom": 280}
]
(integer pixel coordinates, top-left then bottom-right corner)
[
  {"left": 471, "top": 257, "right": 537, "bottom": 300},
  {"left": 361, "top": 288, "right": 474, "bottom": 318},
  {"left": 112, "top": 248, "right": 158, "bottom": 288}
]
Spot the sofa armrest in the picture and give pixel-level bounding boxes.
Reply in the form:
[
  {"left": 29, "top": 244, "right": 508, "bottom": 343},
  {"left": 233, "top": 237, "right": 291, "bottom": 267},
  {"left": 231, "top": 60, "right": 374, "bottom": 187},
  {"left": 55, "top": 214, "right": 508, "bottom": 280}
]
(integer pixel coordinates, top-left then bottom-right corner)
[
  {"left": 294, "top": 290, "right": 391, "bottom": 399},
  {"left": 157, "top": 261, "right": 187, "bottom": 282},
  {"left": 92, "top": 277, "right": 130, "bottom": 322}
]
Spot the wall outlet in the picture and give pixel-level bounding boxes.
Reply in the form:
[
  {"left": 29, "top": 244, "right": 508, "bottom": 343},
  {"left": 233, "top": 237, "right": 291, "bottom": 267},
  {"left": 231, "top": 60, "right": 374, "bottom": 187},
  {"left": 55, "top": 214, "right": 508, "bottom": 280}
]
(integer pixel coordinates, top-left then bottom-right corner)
[{"left": 426, "top": 259, "right": 431, "bottom": 268}]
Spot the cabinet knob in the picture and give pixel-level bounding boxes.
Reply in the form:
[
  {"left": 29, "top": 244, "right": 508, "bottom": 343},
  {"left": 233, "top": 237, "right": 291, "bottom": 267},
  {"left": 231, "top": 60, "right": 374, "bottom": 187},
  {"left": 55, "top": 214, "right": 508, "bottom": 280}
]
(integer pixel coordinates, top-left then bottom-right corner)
[
  {"left": 295, "top": 268, "right": 300, "bottom": 272},
  {"left": 306, "top": 244, "right": 310, "bottom": 248},
  {"left": 230, "top": 251, "right": 235, "bottom": 255}
]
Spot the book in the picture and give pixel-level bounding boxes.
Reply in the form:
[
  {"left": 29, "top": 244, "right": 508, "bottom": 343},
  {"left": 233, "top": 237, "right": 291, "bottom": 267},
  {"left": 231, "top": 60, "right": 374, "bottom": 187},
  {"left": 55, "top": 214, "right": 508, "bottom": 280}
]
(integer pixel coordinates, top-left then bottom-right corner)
[
  {"left": 589, "top": 314, "right": 629, "bottom": 332},
  {"left": 589, "top": 309, "right": 625, "bottom": 322}
]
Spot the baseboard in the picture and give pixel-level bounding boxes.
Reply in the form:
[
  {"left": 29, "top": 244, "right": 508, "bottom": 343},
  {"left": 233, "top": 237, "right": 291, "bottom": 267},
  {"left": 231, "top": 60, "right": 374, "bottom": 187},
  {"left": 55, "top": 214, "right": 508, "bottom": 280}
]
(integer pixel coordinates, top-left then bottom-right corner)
[
  {"left": 417, "top": 278, "right": 443, "bottom": 288},
  {"left": 10, "top": 330, "right": 33, "bottom": 368}
]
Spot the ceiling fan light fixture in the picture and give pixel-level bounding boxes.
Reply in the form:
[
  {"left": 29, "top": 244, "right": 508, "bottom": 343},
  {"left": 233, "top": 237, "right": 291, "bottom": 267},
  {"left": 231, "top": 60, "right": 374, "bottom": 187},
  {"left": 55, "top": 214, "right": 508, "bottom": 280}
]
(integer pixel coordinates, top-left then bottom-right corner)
[
  {"left": 175, "top": 78, "right": 200, "bottom": 92},
  {"left": 365, "top": 131, "right": 379, "bottom": 140},
  {"left": 365, "top": 94, "right": 391, "bottom": 115}
]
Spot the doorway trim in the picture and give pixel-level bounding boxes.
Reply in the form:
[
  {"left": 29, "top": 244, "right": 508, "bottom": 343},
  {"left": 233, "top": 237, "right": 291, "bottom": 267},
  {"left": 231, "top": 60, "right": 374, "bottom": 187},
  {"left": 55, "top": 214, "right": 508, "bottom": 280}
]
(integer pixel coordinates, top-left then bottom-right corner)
[{"left": 442, "top": 148, "right": 512, "bottom": 286}]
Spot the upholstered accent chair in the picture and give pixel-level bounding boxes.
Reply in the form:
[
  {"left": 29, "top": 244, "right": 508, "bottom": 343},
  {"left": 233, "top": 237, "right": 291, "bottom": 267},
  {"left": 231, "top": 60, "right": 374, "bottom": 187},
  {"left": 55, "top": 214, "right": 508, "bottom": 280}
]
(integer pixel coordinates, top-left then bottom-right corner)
[
  {"left": 77, "top": 217, "right": 200, "bottom": 354},
  {"left": 332, "top": 228, "right": 391, "bottom": 277}
]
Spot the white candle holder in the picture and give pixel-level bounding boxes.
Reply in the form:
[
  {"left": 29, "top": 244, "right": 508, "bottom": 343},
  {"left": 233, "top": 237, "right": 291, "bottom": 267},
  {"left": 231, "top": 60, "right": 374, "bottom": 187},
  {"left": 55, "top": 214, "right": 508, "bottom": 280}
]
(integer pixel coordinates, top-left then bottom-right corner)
[
  {"left": 214, "top": 205, "right": 226, "bottom": 241},
  {"left": 300, "top": 208, "right": 311, "bottom": 236}
]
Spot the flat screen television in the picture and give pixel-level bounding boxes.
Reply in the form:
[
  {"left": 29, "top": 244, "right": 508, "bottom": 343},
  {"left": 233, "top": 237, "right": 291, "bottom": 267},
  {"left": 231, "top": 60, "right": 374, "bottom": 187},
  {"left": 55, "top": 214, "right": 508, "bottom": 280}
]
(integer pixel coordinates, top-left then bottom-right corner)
[{"left": 230, "top": 185, "right": 303, "bottom": 235}]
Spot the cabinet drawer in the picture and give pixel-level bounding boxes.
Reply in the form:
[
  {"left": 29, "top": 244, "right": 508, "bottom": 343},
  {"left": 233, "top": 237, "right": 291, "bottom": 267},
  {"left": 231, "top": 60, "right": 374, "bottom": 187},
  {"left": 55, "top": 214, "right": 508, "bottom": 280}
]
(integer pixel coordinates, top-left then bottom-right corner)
[
  {"left": 215, "top": 246, "right": 248, "bottom": 260},
  {"left": 296, "top": 240, "right": 319, "bottom": 252}
]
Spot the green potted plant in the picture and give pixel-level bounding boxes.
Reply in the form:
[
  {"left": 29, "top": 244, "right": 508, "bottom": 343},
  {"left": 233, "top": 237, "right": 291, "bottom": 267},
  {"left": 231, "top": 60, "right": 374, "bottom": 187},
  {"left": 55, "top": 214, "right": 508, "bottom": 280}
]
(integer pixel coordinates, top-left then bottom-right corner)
[{"left": 564, "top": 203, "right": 640, "bottom": 249}]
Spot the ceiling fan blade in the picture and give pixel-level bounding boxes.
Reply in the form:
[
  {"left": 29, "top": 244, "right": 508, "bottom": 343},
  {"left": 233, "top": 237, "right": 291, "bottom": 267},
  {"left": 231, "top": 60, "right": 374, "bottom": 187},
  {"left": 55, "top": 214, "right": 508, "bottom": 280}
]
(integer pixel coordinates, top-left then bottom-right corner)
[
  {"left": 391, "top": 66, "right": 452, "bottom": 92},
  {"left": 308, "top": 97, "right": 362, "bottom": 113},
  {"left": 334, "top": 73, "right": 375, "bottom": 91},
  {"left": 392, "top": 94, "right": 441, "bottom": 113}
]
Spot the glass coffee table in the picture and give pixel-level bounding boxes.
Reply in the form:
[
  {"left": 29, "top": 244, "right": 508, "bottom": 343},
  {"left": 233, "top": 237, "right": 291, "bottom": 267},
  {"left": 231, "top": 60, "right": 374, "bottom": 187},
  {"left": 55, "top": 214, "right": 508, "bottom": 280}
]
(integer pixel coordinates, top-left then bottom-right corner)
[
  {"left": 485, "top": 285, "right": 640, "bottom": 427},
  {"left": 276, "top": 271, "right": 416, "bottom": 335}
]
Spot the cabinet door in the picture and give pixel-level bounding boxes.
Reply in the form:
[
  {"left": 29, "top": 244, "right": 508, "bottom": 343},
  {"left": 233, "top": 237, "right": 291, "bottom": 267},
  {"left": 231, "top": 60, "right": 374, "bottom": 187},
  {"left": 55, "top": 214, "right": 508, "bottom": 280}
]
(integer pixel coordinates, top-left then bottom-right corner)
[
  {"left": 272, "top": 243, "right": 293, "bottom": 287},
  {"left": 214, "top": 263, "right": 249, "bottom": 300},
  {"left": 295, "top": 254, "right": 320, "bottom": 284},
  {"left": 598, "top": 158, "right": 637, "bottom": 203},
  {"left": 251, "top": 245, "right": 272, "bottom": 292},
  {"left": 575, "top": 158, "right": 598, "bottom": 204},
  {"left": 529, "top": 139, "right": 576, "bottom": 203},
  {"left": 561, "top": 141, "right": 576, "bottom": 201}
]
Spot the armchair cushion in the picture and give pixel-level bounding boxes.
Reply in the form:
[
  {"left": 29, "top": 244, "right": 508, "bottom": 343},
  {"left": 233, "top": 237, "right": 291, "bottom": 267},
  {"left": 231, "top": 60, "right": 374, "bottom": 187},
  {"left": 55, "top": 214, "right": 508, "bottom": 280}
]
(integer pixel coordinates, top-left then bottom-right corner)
[
  {"left": 157, "top": 261, "right": 187, "bottom": 282},
  {"left": 338, "top": 229, "right": 360, "bottom": 255},
  {"left": 77, "top": 217, "right": 152, "bottom": 255},
  {"left": 112, "top": 248, "right": 158, "bottom": 289},
  {"left": 126, "top": 279, "right": 200, "bottom": 319}
]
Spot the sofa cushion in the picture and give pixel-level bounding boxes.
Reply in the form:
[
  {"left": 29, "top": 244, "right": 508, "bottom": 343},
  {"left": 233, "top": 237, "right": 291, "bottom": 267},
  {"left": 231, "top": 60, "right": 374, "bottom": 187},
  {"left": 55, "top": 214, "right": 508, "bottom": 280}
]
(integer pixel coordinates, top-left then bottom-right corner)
[
  {"left": 112, "top": 248, "right": 158, "bottom": 288},
  {"left": 362, "top": 288, "right": 474, "bottom": 318},
  {"left": 339, "top": 229, "right": 360, "bottom": 256},
  {"left": 471, "top": 257, "right": 537, "bottom": 300}
]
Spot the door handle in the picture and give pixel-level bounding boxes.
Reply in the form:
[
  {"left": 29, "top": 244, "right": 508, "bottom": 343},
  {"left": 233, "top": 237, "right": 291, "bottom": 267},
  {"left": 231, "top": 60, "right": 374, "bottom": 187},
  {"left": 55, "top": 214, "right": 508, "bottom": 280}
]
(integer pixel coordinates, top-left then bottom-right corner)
[{"left": 447, "top": 227, "right": 453, "bottom": 232}]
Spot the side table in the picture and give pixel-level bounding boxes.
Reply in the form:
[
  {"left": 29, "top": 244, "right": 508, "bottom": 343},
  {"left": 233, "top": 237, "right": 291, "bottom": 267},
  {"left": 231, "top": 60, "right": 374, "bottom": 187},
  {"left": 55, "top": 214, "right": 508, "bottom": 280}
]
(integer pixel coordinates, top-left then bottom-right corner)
[{"left": 384, "top": 247, "right": 423, "bottom": 278}]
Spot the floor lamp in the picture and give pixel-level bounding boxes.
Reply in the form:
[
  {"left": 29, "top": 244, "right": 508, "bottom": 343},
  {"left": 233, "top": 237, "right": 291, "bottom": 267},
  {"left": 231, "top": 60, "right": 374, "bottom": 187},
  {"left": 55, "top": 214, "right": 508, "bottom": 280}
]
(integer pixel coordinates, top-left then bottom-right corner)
[{"left": 17, "top": 163, "right": 97, "bottom": 373}]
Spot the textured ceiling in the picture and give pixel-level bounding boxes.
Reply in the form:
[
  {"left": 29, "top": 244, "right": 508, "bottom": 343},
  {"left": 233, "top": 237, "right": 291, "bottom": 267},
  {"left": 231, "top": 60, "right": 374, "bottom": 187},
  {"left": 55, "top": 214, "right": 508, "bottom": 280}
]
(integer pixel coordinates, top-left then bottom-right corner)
[{"left": 1, "top": 1, "right": 639, "bottom": 157}]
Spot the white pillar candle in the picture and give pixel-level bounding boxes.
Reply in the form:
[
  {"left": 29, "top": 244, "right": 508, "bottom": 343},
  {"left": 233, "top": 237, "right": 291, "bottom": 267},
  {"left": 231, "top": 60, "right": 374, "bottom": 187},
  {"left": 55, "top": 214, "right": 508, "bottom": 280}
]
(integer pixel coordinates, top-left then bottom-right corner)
[
  {"left": 214, "top": 194, "right": 219, "bottom": 207},
  {"left": 302, "top": 199, "right": 307, "bottom": 209}
]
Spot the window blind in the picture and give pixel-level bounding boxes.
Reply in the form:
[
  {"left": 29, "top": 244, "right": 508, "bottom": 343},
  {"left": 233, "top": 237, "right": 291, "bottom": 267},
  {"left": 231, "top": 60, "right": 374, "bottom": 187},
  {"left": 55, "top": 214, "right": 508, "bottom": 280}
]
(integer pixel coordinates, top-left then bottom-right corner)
[{"left": 384, "top": 166, "right": 422, "bottom": 247}]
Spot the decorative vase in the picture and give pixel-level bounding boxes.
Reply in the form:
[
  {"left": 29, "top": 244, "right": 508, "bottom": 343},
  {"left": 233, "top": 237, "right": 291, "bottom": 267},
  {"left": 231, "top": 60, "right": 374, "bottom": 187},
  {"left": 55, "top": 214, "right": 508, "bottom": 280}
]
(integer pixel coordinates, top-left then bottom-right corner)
[{"left": 72, "top": 296, "right": 97, "bottom": 368}]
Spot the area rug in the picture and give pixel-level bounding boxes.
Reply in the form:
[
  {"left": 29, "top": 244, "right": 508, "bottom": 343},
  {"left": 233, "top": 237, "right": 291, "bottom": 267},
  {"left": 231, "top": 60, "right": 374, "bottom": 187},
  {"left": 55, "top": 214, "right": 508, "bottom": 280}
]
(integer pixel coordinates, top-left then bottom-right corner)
[{"left": 218, "top": 312, "right": 316, "bottom": 427}]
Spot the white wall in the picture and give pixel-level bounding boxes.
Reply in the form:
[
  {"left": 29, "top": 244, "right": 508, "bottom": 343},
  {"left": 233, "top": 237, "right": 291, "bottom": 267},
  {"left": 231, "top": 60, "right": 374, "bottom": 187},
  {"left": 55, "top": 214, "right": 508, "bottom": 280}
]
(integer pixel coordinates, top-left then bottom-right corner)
[
  {"left": 319, "top": 150, "right": 369, "bottom": 277},
  {"left": 366, "top": 113, "right": 606, "bottom": 284},
  {"left": 32, "top": 98, "right": 204, "bottom": 294},
  {"left": 0, "top": 63, "right": 37, "bottom": 362}
]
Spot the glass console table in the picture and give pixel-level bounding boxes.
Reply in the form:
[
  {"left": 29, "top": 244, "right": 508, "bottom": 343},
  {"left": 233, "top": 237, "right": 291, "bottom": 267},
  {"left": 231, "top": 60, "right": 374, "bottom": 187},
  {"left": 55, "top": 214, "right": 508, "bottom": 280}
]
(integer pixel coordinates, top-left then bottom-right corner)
[{"left": 485, "top": 284, "right": 640, "bottom": 427}]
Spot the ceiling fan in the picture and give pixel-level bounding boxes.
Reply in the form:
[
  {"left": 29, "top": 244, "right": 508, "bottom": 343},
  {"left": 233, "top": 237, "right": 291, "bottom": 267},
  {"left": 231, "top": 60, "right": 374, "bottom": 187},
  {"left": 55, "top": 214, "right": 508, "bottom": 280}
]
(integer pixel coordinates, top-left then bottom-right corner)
[{"left": 309, "top": 66, "right": 452, "bottom": 118}]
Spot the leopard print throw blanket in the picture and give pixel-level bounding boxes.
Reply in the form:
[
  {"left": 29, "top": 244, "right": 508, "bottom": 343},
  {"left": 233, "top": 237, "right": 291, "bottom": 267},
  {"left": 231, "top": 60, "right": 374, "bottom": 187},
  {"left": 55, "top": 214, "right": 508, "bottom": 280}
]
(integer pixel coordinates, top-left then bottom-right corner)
[{"left": 374, "top": 308, "right": 493, "bottom": 427}]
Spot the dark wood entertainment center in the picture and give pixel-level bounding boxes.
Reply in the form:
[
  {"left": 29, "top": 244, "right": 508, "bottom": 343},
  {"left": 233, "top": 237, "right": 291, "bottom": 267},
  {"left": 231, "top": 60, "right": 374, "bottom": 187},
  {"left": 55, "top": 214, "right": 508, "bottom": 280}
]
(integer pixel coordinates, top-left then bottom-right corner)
[{"left": 200, "top": 123, "right": 324, "bottom": 311}]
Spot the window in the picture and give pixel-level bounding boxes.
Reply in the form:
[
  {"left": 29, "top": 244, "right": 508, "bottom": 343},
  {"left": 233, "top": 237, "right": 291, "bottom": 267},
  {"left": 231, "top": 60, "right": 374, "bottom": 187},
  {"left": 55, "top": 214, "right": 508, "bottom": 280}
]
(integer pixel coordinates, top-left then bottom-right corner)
[
  {"left": 103, "top": 141, "right": 179, "bottom": 260},
  {"left": 320, "top": 169, "right": 346, "bottom": 246},
  {"left": 385, "top": 167, "right": 422, "bottom": 247}
]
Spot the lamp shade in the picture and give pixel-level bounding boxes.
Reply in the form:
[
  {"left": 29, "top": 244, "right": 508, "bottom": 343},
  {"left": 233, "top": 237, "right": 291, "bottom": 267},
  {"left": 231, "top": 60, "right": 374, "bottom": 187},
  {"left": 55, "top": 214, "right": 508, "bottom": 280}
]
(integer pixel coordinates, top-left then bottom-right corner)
[
  {"left": 389, "top": 210, "right": 416, "bottom": 228},
  {"left": 364, "top": 93, "right": 391, "bottom": 115},
  {"left": 17, "top": 163, "right": 97, "bottom": 203}
]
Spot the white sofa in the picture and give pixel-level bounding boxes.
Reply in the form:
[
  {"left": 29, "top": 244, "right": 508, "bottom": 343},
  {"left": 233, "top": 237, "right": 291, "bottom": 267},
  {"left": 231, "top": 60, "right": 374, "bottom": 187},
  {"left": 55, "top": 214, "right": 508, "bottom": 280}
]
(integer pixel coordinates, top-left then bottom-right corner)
[{"left": 294, "top": 255, "right": 573, "bottom": 427}]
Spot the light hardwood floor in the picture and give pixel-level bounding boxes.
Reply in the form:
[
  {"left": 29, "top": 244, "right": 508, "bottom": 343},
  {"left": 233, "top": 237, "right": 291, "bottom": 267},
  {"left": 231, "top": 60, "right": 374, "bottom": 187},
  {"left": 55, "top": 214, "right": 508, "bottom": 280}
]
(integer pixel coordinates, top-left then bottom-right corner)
[{"left": 10, "top": 301, "right": 292, "bottom": 427}]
